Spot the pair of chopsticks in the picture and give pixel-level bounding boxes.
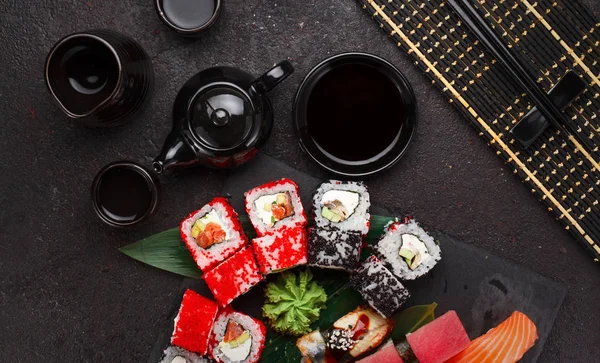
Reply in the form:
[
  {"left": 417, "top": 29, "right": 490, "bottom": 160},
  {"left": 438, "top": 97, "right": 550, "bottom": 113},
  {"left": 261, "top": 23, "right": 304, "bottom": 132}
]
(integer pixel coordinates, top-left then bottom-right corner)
[{"left": 445, "top": 0, "right": 596, "bottom": 153}]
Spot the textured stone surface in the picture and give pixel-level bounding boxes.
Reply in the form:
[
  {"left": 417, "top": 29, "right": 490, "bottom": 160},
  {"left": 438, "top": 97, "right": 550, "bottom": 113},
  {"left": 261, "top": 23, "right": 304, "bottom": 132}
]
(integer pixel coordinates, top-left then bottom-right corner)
[{"left": 1, "top": 0, "right": 599, "bottom": 361}]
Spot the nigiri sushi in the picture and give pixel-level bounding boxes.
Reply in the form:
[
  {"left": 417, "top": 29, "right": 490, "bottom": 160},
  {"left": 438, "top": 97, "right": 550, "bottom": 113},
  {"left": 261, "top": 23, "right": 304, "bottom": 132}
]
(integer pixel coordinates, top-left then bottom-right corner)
[
  {"left": 356, "top": 340, "right": 404, "bottom": 363},
  {"left": 446, "top": 311, "right": 538, "bottom": 363},
  {"left": 296, "top": 306, "right": 394, "bottom": 363},
  {"left": 406, "top": 310, "right": 470, "bottom": 363}
]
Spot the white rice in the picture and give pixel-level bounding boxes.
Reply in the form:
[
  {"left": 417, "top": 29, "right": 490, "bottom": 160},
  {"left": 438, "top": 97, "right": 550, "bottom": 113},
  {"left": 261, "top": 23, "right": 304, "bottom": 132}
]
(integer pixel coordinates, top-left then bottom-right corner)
[
  {"left": 374, "top": 219, "right": 441, "bottom": 281},
  {"left": 159, "top": 346, "right": 208, "bottom": 363},
  {"left": 181, "top": 200, "right": 246, "bottom": 272},
  {"left": 244, "top": 179, "right": 307, "bottom": 236},
  {"left": 210, "top": 310, "right": 265, "bottom": 363},
  {"left": 312, "top": 180, "right": 370, "bottom": 235}
]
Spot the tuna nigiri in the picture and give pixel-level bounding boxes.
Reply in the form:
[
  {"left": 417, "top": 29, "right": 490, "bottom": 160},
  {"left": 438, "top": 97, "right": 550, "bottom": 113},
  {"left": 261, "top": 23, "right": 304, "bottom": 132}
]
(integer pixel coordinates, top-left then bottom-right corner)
[
  {"left": 356, "top": 340, "right": 404, "bottom": 363},
  {"left": 446, "top": 311, "right": 538, "bottom": 363}
]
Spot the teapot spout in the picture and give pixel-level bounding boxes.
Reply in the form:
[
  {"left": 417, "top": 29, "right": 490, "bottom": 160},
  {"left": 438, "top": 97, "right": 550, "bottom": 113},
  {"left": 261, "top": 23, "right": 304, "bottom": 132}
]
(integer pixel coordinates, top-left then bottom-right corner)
[{"left": 152, "top": 130, "right": 197, "bottom": 174}]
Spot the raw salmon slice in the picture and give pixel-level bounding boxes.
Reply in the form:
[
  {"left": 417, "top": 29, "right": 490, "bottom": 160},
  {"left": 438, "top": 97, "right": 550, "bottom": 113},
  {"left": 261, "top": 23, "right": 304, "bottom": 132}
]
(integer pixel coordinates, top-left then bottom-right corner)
[{"left": 446, "top": 311, "right": 538, "bottom": 363}]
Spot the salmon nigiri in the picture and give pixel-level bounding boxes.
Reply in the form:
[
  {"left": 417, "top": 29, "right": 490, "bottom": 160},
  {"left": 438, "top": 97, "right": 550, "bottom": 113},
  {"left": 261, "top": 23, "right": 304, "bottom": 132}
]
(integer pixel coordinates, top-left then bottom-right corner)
[{"left": 446, "top": 311, "right": 538, "bottom": 363}]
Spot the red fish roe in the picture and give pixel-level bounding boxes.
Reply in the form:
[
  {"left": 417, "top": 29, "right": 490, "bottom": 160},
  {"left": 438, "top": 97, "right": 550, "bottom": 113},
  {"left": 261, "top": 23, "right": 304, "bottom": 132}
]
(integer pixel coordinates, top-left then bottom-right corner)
[
  {"left": 180, "top": 197, "right": 248, "bottom": 272},
  {"left": 171, "top": 289, "right": 219, "bottom": 355},
  {"left": 252, "top": 227, "right": 308, "bottom": 274},
  {"left": 203, "top": 246, "right": 263, "bottom": 306}
]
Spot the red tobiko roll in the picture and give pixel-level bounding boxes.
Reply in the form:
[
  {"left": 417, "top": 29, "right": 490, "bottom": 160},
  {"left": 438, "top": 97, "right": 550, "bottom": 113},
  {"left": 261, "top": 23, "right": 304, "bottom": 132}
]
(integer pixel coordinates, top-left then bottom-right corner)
[
  {"left": 171, "top": 289, "right": 219, "bottom": 355},
  {"left": 209, "top": 306, "right": 267, "bottom": 363},
  {"left": 180, "top": 197, "right": 248, "bottom": 272},
  {"left": 244, "top": 178, "right": 308, "bottom": 237},
  {"left": 203, "top": 246, "right": 263, "bottom": 306},
  {"left": 252, "top": 227, "right": 308, "bottom": 274}
]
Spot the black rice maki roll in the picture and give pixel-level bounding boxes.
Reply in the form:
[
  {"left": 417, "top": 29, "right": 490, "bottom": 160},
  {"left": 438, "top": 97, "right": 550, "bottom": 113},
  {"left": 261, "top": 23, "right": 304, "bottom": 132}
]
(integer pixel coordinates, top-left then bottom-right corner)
[
  {"left": 312, "top": 180, "right": 371, "bottom": 235},
  {"left": 308, "top": 180, "right": 371, "bottom": 271},
  {"left": 350, "top": 255, "right": 410, "bottom": 318},
  {"left": 374, "top": 218, "right": 442, "bottom": 281},
  {"left": 308, "top": 228, "right": 363, "bottom": 271}
]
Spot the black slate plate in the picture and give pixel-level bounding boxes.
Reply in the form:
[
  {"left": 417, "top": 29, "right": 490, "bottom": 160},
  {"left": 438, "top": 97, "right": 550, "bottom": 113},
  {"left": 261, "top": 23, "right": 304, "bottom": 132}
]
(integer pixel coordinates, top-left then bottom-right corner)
[{"left": 149, "top": 154, "right": 566, "bottom": 362}]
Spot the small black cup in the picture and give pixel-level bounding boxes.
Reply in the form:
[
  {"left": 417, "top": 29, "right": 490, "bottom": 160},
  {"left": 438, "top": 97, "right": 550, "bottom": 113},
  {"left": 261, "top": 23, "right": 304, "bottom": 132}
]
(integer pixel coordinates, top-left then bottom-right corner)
[
  {"left": 45, "top": 29, "right": 154, "bottom": 127},
  {"left": 294, "top": 53, "right": 417, "bottom": 177},
  {"left": 155, "top": 0, "right": 222, "bottom": 36},
  {"left": 91, "top": 161, "right": 159, "bottom": 227}
]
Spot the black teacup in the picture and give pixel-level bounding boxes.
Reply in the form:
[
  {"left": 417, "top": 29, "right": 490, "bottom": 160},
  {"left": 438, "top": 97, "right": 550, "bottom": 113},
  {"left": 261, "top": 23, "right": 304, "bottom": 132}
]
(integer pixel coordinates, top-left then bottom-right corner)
[
  {"left": 45, "top": 29, "right": 154, "bottom": 127},
  {"left": 155, "top": 0, "right": 222, "bottom": 36},
  {"left": 293, "top": 53, "right": 417, "bottom": 177},
  {"left": 91, "top": 161, "right": 160, "bottom": 227}
]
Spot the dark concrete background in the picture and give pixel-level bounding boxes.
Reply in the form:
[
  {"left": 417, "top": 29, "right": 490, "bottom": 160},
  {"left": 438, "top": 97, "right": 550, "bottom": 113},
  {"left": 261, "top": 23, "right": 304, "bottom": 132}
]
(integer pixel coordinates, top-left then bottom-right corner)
[{"left": 1, "top": 0, "right": 599, "bottom": 361}]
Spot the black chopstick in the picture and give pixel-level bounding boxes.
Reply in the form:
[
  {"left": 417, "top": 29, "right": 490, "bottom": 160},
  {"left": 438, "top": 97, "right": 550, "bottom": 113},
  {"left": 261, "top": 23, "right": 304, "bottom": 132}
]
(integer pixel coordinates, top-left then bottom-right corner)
[{"left": 446, "top": 0, "right": 596, "bottom": 153}]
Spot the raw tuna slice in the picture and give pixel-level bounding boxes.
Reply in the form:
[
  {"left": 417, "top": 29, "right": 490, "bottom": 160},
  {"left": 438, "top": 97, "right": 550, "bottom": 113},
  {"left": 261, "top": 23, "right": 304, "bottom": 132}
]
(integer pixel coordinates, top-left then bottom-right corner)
[
  {"left": 446, "top": 311, "right": 538, "bottom": 363},
  {"left": 406, "top": 310, "right": 470, "bottom": 363},
  {"left": 356, "top": 340, "right": 404, "bottom": 363}
]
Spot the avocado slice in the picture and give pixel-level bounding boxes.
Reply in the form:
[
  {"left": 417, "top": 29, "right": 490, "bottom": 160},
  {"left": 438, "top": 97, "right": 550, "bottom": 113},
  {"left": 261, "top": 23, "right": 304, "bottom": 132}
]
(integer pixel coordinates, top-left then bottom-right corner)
[
  {"left": 191, "top": 225, "right": 201, "bottom": 238},
  {"left": 229, "top": 331, "right": 250, "bottom": 348},
  {"left": 321, "top": 207, "right": 341, "bottom": 222},
  {"left": 399, "top": 248, "right": 416, "bottom": 266}
]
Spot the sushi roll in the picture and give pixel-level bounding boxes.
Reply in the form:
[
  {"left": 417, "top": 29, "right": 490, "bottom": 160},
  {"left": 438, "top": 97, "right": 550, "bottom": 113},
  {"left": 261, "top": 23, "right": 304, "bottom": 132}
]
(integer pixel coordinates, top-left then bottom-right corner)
[
  {"left": 296, "top": 306, "right": 394, "bottom": 363},
  {"left": 327, "top": 306, "right": 393, "bottom": 358},
  {"left": 159, "top": 346, "right": 210, "bottom": 363},
  {"left": 308, "top": 228, "right": 363, "bottom": 270},
  {"left": 171, "top": 289, "right": 220, "bottom": 355},
  {"left": 180, "top": 197, "right": 248, "bottom": 272},
  {"left": 312, "top": 180, "right": 371, "bottom": 236},
  {"left": 350, "top": 255, "right": 410, "bottom": 318},
  {"left": 374, "top": 218, "right": 441, "bottom": 280},
  {"left": 244, "top": 178, "right": 307, "bottom": 236},
  {"left": 251, "top": 227, "right": 308, "bottom": 274},
  {"left": 209, "top": 307, "right": 266, "bottom": 363},
  {"left": 296, "top": 330, "right": 327, "bottom": 363},
  {"left": 203, "top": 246, "right": 263, "bottom": 306}
]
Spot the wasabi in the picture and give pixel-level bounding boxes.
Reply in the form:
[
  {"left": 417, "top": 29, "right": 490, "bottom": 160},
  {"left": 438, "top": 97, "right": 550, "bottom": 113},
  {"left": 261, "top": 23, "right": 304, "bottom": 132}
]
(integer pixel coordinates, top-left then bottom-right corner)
[{"left": 262, "top": 269, "right": 327, "bottom": 336}]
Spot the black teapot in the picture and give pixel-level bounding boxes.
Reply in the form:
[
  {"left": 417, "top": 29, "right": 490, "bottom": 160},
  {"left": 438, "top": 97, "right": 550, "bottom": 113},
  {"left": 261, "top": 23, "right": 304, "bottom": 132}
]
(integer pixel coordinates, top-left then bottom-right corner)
[{"left": 153, "top": 61, "right": 294, "bottom": 173}]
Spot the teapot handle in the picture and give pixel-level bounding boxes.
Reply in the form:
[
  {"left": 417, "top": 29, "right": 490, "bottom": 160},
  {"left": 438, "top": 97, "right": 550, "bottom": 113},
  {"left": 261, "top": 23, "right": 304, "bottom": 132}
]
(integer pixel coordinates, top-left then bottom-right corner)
[{"left": 252, "top": 60, "right": 294, "bottom": 93}]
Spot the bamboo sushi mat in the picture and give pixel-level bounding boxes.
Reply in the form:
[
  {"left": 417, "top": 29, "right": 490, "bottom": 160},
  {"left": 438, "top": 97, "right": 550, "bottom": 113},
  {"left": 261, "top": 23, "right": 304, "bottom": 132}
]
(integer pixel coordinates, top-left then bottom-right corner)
[{"left": 357, "top": 0, "right": 600, "bottom": 262}]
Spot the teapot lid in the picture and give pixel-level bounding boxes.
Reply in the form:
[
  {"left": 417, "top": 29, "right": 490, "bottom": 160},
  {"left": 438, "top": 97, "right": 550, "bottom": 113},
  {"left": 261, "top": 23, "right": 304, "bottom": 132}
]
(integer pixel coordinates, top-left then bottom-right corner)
[{"left": 188, "top": 84, "right": 255, "bottom": 151}]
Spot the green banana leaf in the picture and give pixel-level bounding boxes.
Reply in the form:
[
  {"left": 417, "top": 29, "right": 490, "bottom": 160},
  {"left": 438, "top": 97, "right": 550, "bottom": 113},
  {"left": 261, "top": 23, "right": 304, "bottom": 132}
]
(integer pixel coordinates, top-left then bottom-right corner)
[
  {"left": 120, "top": 228, "right": 202, "bottom": 279},
  {"left": 120, "top": 215, "right": 396, "bottom": 279},
  {"left": 390, "top": 302, "right": 438, "bottom": 339}
]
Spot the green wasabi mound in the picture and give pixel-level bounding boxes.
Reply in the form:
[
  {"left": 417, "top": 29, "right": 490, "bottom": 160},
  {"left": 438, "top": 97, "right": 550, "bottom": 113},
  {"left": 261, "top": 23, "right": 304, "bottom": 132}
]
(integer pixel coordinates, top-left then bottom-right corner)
[{"left": 262, "top": 269, "right": 327, "bottom": 336}]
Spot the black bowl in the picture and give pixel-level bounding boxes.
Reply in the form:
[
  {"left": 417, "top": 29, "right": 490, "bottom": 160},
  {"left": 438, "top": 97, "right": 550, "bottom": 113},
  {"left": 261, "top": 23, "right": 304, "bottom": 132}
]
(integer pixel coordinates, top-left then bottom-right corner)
[{"left": 293, "top": 52, "right": 417, "bottom": 178}]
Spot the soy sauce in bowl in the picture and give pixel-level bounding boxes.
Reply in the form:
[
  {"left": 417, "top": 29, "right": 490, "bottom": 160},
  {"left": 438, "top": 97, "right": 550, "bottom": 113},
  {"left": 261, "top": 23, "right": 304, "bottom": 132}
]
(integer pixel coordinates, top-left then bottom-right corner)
[
  {"left": 306, "top": 63, "right": 403, "bottom": 162},
  {"left": 294, "top": 53, "right": 417, "bottom": 177},
  {"left": 92, "top": 162, "right": 159, "bottom": 227}
]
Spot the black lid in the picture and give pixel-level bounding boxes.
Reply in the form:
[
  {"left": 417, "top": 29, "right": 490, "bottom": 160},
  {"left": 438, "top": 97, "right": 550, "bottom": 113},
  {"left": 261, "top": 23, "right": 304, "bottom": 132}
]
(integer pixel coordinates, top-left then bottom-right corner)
[{"left": 188, "top": 84, "right": 255, "bottom": 151}]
